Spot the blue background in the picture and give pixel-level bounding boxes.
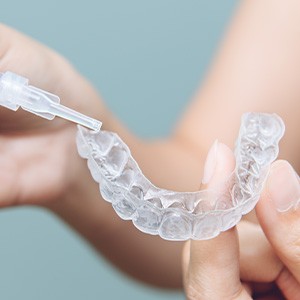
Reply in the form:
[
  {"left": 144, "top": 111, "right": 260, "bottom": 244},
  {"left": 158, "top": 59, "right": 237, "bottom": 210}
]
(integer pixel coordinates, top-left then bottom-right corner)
[{"left": 0, "top": 1, "right": 237, "bottom": 299}]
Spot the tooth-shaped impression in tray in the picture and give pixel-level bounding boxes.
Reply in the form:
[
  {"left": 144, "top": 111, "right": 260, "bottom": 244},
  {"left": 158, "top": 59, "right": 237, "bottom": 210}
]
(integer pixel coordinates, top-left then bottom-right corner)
[
  {"left": 0, "top": 72, "right": 285, "bottom": 241},
  {"left": 76, "top": 113, "right": 285, "bottom": 241}
]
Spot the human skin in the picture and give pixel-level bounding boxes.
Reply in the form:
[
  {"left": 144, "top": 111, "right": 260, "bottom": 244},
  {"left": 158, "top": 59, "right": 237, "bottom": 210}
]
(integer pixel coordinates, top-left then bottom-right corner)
[
  {"left": 0, "top": 0, "right": 299, "bottom": 293},
  {"left": 183, "top": 157, "right": 300, "bottom": 299},
  {"left": 0, "top": 24, "right": 197, "bottom": 287}
]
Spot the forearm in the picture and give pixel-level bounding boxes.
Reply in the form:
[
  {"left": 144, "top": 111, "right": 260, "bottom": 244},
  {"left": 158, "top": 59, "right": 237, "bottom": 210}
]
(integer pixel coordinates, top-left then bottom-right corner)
[{"left": 176, "top": 0, "right": 300, "bottom": 172}]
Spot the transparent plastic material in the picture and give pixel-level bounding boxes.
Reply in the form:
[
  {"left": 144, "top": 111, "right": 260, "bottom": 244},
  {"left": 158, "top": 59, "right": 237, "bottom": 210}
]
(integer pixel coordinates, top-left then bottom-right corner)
[
  {"left": 77, "top": 113, "right": 285, "bottom": 241},
  {"left": 0, "top": 71, "right": 101, "bottom": 131},
  {"left": 0, "top": 71, "right": 285, "bottom": 241}
]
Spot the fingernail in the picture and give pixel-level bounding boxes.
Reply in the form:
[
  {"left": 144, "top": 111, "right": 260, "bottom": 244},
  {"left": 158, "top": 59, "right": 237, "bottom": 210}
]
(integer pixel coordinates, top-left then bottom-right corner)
[
  {"left": 267, "top": 161, "right": 300, "bottom": 212},
  {"left": 202, "top": 140, "right": 219, "bottom": 185}
]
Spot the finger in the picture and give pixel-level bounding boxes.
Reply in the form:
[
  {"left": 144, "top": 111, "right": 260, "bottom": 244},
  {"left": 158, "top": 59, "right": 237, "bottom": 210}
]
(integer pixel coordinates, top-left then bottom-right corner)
[
  {"left": 238, "top": 221, "right": 283, "bottom": 283},
  {"left": 201, "top": 140, "right": 235, "bottom": 190},
  {"left": 256, "top": 160, "right": 300, "bottom": 296},
  {"left": 276, "top": 267, "right": 300, "bottom": 300},
  {"left": 183, "top": 141, "right": 251, "bottom": 299},
  {"left": 187, "top": 229, "right": 251, "bottom": 299},
  {"left": 242, "top": 282, "right": 253, "bottom": 296},
  {"left": 182, "top": 240, "right": 191, "bottom": 288}
]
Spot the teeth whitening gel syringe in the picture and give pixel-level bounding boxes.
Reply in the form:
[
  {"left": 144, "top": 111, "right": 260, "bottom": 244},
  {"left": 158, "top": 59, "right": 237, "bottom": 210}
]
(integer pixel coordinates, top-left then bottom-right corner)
[
  {"left": 0, "top": 71, "right": 286, "bottom": 240},
  {"left": 0, "top": 71, "right": 102, "bottom": 131}
]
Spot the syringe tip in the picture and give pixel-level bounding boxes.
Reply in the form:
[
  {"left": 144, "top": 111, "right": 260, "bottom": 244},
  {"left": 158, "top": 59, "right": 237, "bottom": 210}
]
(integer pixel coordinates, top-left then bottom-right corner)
[{"left": 91, "top": 120, "right": 102, "bottom": 132}]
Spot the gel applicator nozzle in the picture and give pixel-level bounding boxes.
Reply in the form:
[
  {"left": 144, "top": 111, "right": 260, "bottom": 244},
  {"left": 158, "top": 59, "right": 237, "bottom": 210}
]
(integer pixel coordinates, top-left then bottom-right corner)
[{"left": 0, "top": 71, "right": 102, "bottom": 131}]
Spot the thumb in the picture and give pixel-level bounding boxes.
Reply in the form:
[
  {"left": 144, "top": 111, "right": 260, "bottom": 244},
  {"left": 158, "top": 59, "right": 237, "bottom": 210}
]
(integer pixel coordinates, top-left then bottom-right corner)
[
  {"left": 183, "top": 141, "right": 251, "bottom": 299},
  {"left": 256, "top": 160, "right": 300, "bottom": 298}
]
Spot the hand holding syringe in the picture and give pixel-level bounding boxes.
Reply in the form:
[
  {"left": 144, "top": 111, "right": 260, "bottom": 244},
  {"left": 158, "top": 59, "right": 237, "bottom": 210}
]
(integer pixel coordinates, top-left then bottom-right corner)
[{"left": 0, "top": 71, "right": 102, "bottom": 131}]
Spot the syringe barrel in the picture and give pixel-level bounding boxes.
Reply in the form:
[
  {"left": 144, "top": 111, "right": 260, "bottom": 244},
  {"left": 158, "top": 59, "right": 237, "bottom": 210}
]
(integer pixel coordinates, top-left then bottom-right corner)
[{"left": 0, "top": 71, "right": 102, "bottom": 131}]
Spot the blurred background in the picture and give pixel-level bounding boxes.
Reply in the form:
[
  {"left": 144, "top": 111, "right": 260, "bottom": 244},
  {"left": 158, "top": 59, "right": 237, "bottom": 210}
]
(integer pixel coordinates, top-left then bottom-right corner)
[{"left": 0, "top": 1, "right": 237, "bottom": 299}]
